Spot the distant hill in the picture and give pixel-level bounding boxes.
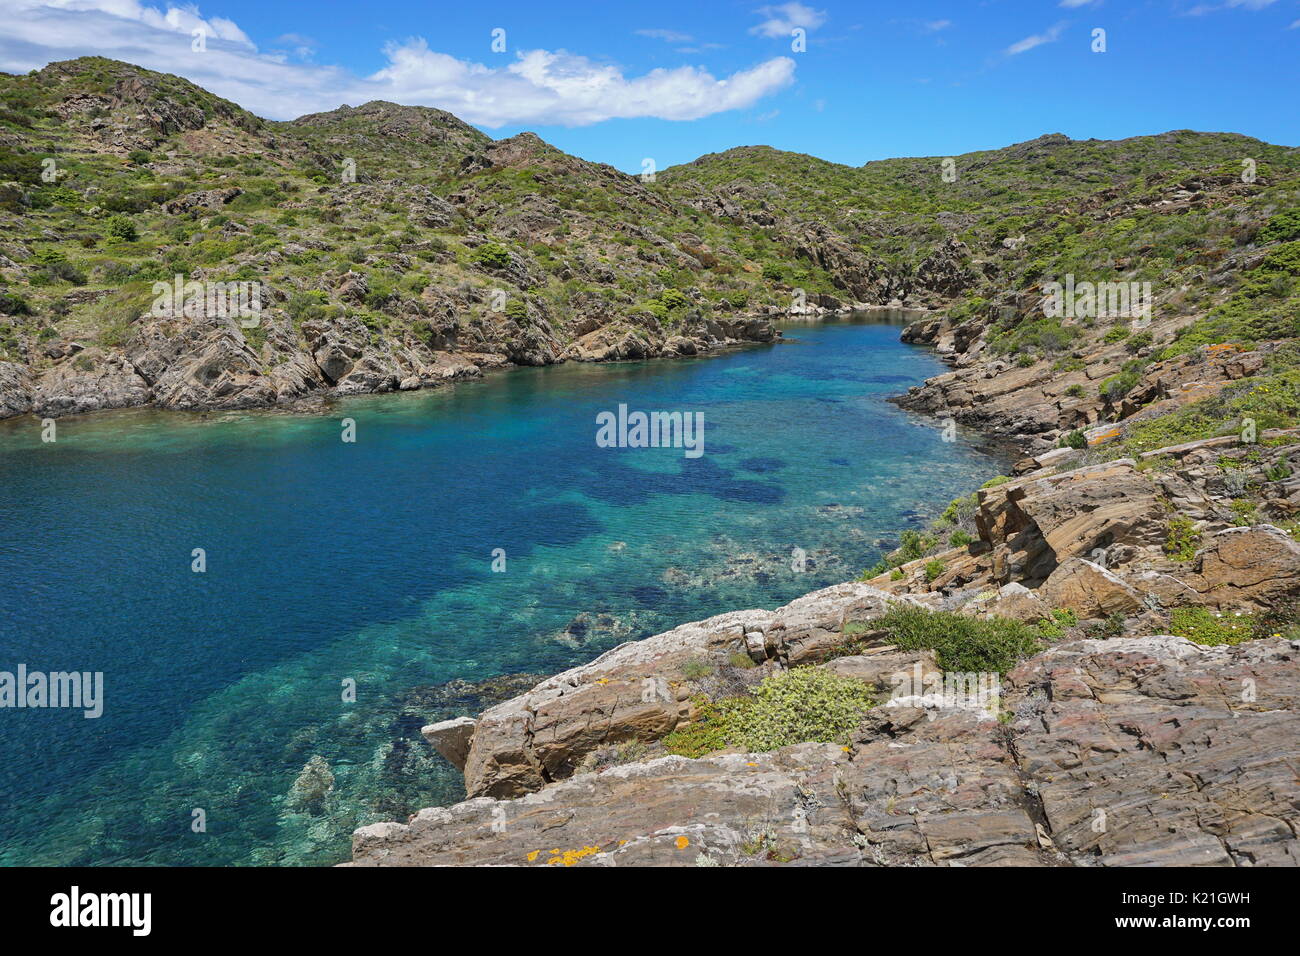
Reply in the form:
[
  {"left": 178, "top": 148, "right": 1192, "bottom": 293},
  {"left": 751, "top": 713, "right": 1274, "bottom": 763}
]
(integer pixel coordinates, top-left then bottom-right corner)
[{"left": 0, "top": 56, "right": 1297, "bottom": 420}]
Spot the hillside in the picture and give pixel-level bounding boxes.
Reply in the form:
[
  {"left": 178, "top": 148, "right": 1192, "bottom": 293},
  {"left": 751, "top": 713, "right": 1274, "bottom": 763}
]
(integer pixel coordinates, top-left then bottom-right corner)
[{"left": 2, "top": 57, "right": 1297, "bottom": 424}]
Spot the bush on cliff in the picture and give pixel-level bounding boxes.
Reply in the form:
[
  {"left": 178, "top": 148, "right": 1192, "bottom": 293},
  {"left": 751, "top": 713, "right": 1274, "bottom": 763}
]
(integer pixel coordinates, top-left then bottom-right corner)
[
  {"left": 664, "top": 667, "right": 874, "bottom": 758},
  {"left": 872, "top": 605, "right": 1042, "bottom": 674}
]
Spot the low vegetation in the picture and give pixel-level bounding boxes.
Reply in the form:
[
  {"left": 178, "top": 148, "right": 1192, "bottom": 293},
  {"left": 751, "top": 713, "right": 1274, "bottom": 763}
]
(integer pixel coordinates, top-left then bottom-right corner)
[{"left": 663, "top": 667, "right": 874, "bottom": 759}]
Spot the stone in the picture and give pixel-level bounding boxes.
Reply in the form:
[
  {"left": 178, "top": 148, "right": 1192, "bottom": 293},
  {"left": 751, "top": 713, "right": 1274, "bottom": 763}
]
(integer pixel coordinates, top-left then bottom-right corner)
[
  {"left": 1184, "top": 526, "right": 1300, "bottom": 611},
  {"left": 421, "top": 717, "right": 477, "bottom": 771},
  {"left": 1038, "top": 557, "right": 1144, "bottom": 619},
  {"left": 978, "top": 582, "right": 1053, "bottom": 622}
]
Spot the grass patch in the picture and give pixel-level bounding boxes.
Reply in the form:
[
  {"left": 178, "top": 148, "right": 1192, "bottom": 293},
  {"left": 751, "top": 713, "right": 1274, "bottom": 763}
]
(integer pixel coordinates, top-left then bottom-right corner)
[{"left": 1169, "top": 607, "right": 1258, "bottom": 646}]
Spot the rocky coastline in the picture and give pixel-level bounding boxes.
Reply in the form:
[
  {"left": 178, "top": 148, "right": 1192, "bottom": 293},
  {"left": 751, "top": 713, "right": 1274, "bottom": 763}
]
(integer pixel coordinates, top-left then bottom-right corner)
[
  {"left": 345, "top": 310, "right": 1300, "bottom": 868},
  {"left": 0, "top": 308, "right": 789, "bottom": 422}
]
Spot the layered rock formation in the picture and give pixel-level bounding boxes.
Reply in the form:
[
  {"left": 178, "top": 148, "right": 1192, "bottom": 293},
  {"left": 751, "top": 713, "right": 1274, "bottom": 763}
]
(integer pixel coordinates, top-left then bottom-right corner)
[{"left": 352, "top": 622, "right": 1300, "bottom": 867}]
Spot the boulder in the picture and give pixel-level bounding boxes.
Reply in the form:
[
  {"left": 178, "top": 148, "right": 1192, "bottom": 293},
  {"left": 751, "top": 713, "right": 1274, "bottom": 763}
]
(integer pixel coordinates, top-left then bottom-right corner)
[
  {"left": 1184, "top": 526, "right": 1300, "bottom": 611},
  {"left": 1038, "top": 557, "right": 1144, "bottom": 619},
  {"left": 967, "top": 582, "right": 1053, "bottom": 623},
  {"left": 421, "top": 717, "right": 477, "bottom": 772}
]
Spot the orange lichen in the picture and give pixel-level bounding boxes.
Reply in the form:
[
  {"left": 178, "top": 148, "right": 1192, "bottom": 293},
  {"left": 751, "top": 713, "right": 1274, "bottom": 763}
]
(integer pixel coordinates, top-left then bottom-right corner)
[
  {"left": 545, "top": 845, "right": 601, "bottom": 866},
  {"left": 675, "top": 835, "right": 690, "bottom": 850}
]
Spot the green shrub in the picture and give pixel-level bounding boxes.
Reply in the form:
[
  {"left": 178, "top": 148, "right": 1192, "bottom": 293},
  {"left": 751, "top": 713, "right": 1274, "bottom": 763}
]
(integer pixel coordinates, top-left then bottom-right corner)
[
  {"left": 1163, "top": 516, "right": 1201, "bottom": 561},
  {"left": 658, "top": 287, "right": 688, "bottom": 310},
  {"left": 104, "top": 214, "right": 138, "bottom": 242},
  {"left": 663, "top": 668, "right": 874, "bottom": 758},
  {"left": 1125, "top": 331, "right": 1154, "bottom": 353},
  {"left": 1230, "top": 499, "right": 1259, "bottom": 526},
  {"left": 0, "top": 290, "right": 32, "bottom": 315},
  {"left": 871, "top": 605, "right": 1042, "bottom": 674},
  {"left": 924, "top": 558, "right": 946, "bottom": 582},
  {"left": 1064, "top": 383, "right": 1085, "bottom": 398},
  {"left": 728, "top": 667, "right": 873, "bottom": 752},
  {"left": 1099, "top": 360, "right": 1146, "bottom": 402},
  {"left": 1085, "top": 612, "right": 1127, "bottom": 639},
  {"left": 680, "top": 658, "right": 714, "bottom": 680},
  {"left": 1259, "top": 211, "right": 1300, "bottom": 244},
  {"left": 1061, "top": 429, "right": 1088, "bottom": 449},
  {"left": 1034, "top": 608, "right": 1079, "bottom": 640},
  {"left": 471, "top": 241, "right": 511, "bottom": 269}
]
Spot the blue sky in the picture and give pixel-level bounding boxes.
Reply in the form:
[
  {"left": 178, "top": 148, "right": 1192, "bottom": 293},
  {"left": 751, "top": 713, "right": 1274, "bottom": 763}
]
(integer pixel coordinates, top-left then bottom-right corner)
[{"left": 2, "top": 0, "right": 1297, "bottom": 171}]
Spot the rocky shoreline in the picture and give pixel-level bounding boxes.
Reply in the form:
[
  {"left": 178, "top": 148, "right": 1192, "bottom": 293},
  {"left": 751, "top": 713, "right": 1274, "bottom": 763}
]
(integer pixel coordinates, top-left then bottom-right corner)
[
  {"left": 344, "top": 311, "right": 1300, "bottom": 868},
  {"left": 0, "top": 308, "right": 789, "bottom": 422}
]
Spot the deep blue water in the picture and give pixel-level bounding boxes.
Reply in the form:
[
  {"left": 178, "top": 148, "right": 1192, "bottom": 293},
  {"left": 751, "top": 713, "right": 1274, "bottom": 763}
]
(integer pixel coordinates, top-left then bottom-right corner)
[{"left": 0, "top": 315, "right": 1003, "bottom": 865}]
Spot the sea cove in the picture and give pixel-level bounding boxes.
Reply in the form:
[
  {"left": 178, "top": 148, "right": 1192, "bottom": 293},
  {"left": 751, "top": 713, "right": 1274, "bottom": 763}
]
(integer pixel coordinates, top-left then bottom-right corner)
[{"left": 0, "top": 315, "right": 1003, "bottom": 865}]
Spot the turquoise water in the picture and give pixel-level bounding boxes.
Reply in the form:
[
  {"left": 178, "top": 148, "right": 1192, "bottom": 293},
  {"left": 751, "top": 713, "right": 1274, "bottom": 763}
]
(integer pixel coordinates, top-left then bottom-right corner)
[{"left": 0, "top": 315, "right": 1003, "bottom": 866}]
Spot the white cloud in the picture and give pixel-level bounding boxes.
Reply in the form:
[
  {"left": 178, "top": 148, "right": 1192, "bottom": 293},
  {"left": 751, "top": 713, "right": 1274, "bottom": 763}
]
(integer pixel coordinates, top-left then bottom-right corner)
[
  {"left": 750, "top": 2, "right": 827, "bottom": 39},
  {"left": 1005, "top": 22, "right": 1068, "bottom": 55},
  {"left": 0, "top": 0, "right": 796, "bottom": 126},
  {"left": 636, "top": 28, "right": 694, "bottom": 43},
  {"left": 924, "top": 20, "right": 952, "bottom": 32},
  {"left": 1058, "top": 0, "right": 1099, "bottom": 8},
  {"left": 1188, "top": 0, "right": 1278, "bottom": 12}
]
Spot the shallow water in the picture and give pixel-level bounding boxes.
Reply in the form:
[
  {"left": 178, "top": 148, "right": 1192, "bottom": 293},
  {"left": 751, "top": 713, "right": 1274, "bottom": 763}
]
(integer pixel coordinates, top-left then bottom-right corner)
[{"left": 0, "top": 315, "right": 1005, "bottom": 865}]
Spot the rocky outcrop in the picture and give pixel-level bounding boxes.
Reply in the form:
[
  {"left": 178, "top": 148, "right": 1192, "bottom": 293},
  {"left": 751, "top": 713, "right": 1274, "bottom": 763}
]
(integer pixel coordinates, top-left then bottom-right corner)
[
  {"left": 350, "top": 635, "right": 1300, "bottom": 866},
  {"left": 564, "top": 316, "right": 776, "bottom": 364},
  {"left": 461, "top": 583, "right": 913, "bottom": 799},
  {"left": 161, "top": 187, "right": 242, "bottom": 215},
  {"left": 0, "top": 361, "right": 32, "bottom": 417},
  {"left": 126, "top": 313, "right": 278, "bottom": 410},
  {"left": 1183, "top": 526, "right": 1300, "bottom": 611},
  {"left": 31, "top": 349, "right": 151, "bottom": 416},
  {"left": 1038, "top": 558, "right": 1145, "bottom": 618}
]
